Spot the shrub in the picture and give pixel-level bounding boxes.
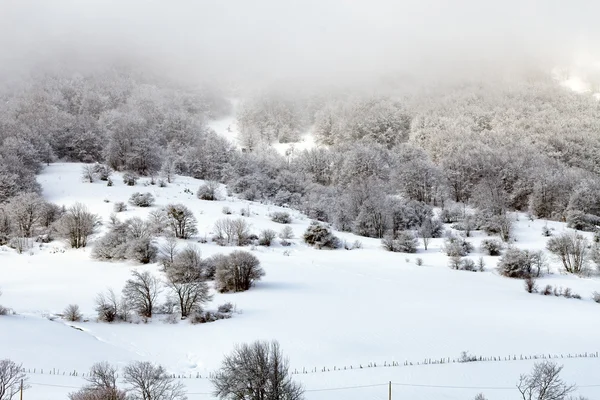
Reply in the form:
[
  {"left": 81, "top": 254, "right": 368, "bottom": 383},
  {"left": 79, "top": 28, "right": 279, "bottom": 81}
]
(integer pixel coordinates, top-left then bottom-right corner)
[
  {"left": 541, "top": 285, "right": 553, "bottom": 296},
  {"left": 593, "top": 291, "right": 600, "bottom": 303},
  {"left": 129, "top": 192, "right": 155, "bottom": 207},
  {"left": 93, "top": 164, "right": 112, "bottom": 181},
  {"left": 215, "top": 250, "right": 265, "bottom": 293},
  {"left": 440, "top": 205, "right": 462, "bottom": 223},
  {"left": 477, "top": 257, "right": 485, "bottom": 271},
  {"left": 449, "top": 256, "right": 476, "bottom": 271},
  {"left": 481, "top": 239, "right": 503, "bottom": 256},
  {"left": 382, "top": 231, "right": 418, "bottom": 253},
  {"left": 113, "top": 202, "right": 127, "bottom": 213},
  {"left": 122, "top": 172, "right": 138, "bottom": 186},
  {"left": 477, "top": 212, "right": 512, "bottom": 242},
  {"left": 197, "top": 181, "right": 220, "bottom": 201},
  {"left": 303, "top": 222, "right": 340, "bottom": 249},
  {"left": 202, "top": 253, "right": 228, "bottom": 280},
  {"left": 443, "top": 234, "right": 473, "bottom": 257},
  {"left": 217, "top": 302, "right": 234, "bottom": 314},
  {"left": 125, "top": 237, "right": 158, "bottom": 264},
  {"left": 279, "top": 226, "right": 294, "bottom": 240},
  {"left": 497, "top": 248, "right": 543, "bottom": 279},
  {"left": 416, "top": 257, "right": 423, "bottom": 266},
  {"left": 63, "top": 304, "right": 82, "bottom": 322},
  {"left": 95, "top": 289, "right": 123, "bottom": 322},
  {"left": 547, "top": 232, "right": 589, "bottom": 274},
  {"left": 258, "top": 229, "right": 277, "bottom": 246},
  {"left": 542, "top": 224, "right": 552, "bottom": 237},
  {"left": 566, "top": 210, "right": 600, "bottom": 232},
  {"left": 271, "top": 211, "right": 292, "bottom": 224},
  {"left": 524, "top": 277, "right": 538, "bottom": 293},
  {"left": 213, "top": 218, "right": 252, "bottom": 246},
  {"left": 222, "top": 206, "right": 232, "bottom": 215}
]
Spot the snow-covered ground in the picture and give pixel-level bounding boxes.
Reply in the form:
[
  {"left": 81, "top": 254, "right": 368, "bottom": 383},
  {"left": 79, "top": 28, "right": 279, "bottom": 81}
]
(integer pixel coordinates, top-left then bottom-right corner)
[
  {"left": 2, "top": 163, "right": 600, "bottom": 399},
  {"left": 207, "top": 99, "right": 318, "bottom": 157}
]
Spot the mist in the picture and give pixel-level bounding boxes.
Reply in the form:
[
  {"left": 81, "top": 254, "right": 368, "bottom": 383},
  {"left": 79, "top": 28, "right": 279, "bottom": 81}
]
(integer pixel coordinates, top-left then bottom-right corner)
[{"left": 1, "top": 0, "right": 599, "bottom": 89}]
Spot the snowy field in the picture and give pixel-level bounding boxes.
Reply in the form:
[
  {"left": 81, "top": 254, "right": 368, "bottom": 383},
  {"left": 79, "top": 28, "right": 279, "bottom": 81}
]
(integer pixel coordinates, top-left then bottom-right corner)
[{"left": 2, "top": 163, "right": 600, "bottom": 399}]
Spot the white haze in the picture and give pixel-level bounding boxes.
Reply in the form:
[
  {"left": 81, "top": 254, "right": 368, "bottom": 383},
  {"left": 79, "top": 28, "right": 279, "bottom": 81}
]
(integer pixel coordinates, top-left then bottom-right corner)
[{"left": 1, "top": 0, "right": 600, "bottom": 88}]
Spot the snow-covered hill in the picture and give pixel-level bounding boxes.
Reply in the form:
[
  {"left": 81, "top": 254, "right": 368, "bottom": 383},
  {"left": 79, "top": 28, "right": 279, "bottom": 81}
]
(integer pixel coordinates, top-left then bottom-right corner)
[{"left": 2, "top": 163, "right": 600, "bottom": 399}]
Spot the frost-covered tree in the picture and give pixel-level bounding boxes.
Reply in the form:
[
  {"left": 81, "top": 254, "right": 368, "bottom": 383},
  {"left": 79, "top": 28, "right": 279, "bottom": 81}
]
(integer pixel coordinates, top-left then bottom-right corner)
[
  {"left": 212, "top": 340, "right": 304, "bottom": 400},
  {"left": 163, "top": 204, "right": 197, "bottom": 239},
  {"left": 215, "top": 250, "right": 265, "bottom": 293},
  {"left": 123, "top": 362, "right": 186, "bottom": 400},
  {"left": 0, "top": 359, "right": 29, "bottom": 400},
  {"left": 56, "top": 203, "right": 100, "bottom": 248},
  {"left": 122, "top": 270, "right": 161, "bottom": 318}
]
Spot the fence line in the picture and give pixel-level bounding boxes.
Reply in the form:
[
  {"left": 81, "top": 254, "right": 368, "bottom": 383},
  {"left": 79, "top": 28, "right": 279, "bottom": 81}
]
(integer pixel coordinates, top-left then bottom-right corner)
[
  {"left": 290, "top": 351, "right": 600, "bottom": 375},
  {"left": 20, "top": 351, "right": 599, "bottom": 382}
]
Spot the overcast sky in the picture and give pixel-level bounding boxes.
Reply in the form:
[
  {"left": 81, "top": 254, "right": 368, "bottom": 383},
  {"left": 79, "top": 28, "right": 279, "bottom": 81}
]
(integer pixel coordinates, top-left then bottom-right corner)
[{"left": 1, "top": 0, "right": 598, "bottom": 86}]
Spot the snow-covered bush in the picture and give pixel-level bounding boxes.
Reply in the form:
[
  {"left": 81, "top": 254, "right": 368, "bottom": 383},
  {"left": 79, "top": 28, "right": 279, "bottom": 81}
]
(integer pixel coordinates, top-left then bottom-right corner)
[
  {"left": 197, "top": 181, "right": 220, "bottom": 201},
  {"left": 222, "top": 206, "right": 232, "bottom": 215},
  {"left": 93, "top": 164, "right": 112, "bottom": 181},
  {"left": 303, "top": 222, "right": 340, "bottom": 249},
  {"left": 258, "top": 229, "right": 277, "bottom": 246},
  {"left": 497, "top": 248, "right": 544, "bottom": 279},
  {"left": 129, "top": 192, "right": 155, "bottom": 207},
  {"left": 271, "top": 211, "right": 292, "bottom": 224},
  {"left": 63, "top": 304, "right": 82, "bottom": 322},
  {"left": 113, "top": 201, "right": 127, "bottom": 213},
  {"left": 439, "top": 205, "right": 463, "bottom": 224},
  {"left": 213, "top": 217, "right": 252, "bottom": 246},
  {"left": 480, "top": 239, "right": 503, "bottom": 256},
  {"left": 547, "top": 232, "right": 589, "bottom": 274},
  {"left": 122, "top": 172, "right": 138, "bottom": 186},
  {"left": 524, "top": 277, "right": 538, "bottom": 293},
  {"left": 95, "top": 289, "right": 125, "bottom": 323},
  {"left": 55, "top": 203, "right": 100, "bottom": 249},
  {"left": 217, "top": 302, "right": 234, "bottom": 313},
  {"left": 476, "top": 212, "right": 512, "bottom": 242},
  {"left": 443, "top": 234, "right": 473, "bottom": 257},
  {"left": 125, "top": 237, "right": 157, "bottom": 264},
  {"left": 382, "top": 231, "right": 418, "bottom": 253},
  {"left": 215, "top": 250, "right": 265, "bottom": 293},
  {"left": 449, "top": 256, "right": 476, "bottom": 271},
  {"left": 593, "top": 291, "right": 600, "bottom": 303}
]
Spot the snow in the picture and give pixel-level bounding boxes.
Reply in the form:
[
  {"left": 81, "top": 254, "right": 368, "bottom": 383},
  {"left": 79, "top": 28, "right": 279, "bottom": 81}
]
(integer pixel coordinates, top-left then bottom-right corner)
[
  {"left": 2, "top": 163, "right": 600, "bottom": 399},
  {"left": 207, "top": 98, "right": 318, "bottom": 157}
]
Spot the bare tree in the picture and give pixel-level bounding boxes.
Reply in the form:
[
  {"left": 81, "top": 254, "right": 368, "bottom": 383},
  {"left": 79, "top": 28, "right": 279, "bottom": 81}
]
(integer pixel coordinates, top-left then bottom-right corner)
[
  {"left": 215, "top": 251, "right": 265, "bottom": 293},
  {"left": 164, "top": 204, "right": 198, "bottom": 239},
  {"left": 81, "top": 164, "right": 96, "bottom": 183},
  {"left": 212, "top": 340, "right": 304, "bottom": 400},
  {"left": 165, "top": 258, "right": 212, "bottom": 318},
  {"left": 123, "top": 361, "right": 186, "bottom": 400},
  {"left": 547, "top": 232, "right": 589, "bottom": 274},
  {"left": 6, "top": 193, "right": 44, "bottom": 238},
  {"left": 69, "top": 362, "right": 125, "bottom": 400},
  {"left": 63, "top": 304, "right": 82, "bottom": 322},
  {"left": 56, "top": 203, "right": 100, "bottom": 248},
  {"left": 418, "top": 218, "right": 433, "bottom": 250},
  {"left": 0, "top": 359, "right": 28, "bottom": 400},
  {"left": 122, "top": 270, "right": 162, "bottom": 318},
  {"left": 517, "top": 361, "right": 575, "bottom": 400},
  {"left": 158, "top": 236, "right": 179, "bottom": 270},
  {"left": 95, "top": 289, "right": 122, "bottom": 323}
]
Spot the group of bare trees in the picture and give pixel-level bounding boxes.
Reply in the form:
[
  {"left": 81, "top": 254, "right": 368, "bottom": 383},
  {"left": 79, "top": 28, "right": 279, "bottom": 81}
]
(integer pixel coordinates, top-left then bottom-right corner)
[
  {"left": 94, "top": 241, "right": 264, "bottom": 322},
  {"left": 3, "top": 352, "right": 588, "bottom": 400},
  {"left": 0, "top": 195, "right": 99, "bottom": 251},
  {"left": 67, "top": 361, "right": 185, "bottom": 400}
]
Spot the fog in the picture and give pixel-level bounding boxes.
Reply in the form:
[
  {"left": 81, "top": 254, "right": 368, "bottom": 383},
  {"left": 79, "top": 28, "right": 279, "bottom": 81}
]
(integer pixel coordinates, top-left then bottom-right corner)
[{"left": 1, "top": 0, "right": 599, "bottom": 88}]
